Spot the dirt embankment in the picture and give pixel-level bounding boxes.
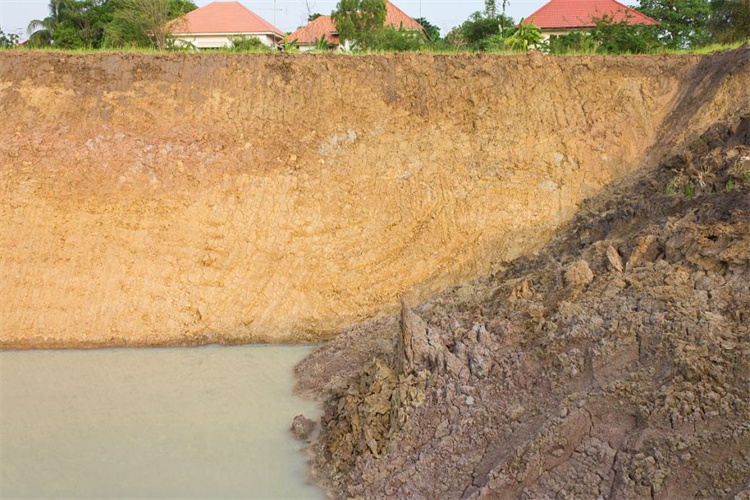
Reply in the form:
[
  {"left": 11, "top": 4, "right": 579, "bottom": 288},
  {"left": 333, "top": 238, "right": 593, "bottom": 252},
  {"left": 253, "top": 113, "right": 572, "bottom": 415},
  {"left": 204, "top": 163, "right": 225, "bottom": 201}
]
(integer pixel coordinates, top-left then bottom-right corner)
[
  {"left": 1, "top": 50, "right": 748, "bottom": 347},
  {"left": 296, "top": 72, "right": 750, "bottom": 498}
]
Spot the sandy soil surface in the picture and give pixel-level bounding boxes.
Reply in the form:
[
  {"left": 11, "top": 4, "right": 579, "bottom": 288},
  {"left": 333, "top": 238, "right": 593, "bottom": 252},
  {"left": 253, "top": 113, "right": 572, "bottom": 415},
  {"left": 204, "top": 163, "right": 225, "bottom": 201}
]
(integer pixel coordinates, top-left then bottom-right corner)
[
  {"left": 295, "top": 72, "right": 750, "bottom": 498},
  {"left": 2, "top": 50, "right": 744, "bottom": 347}
]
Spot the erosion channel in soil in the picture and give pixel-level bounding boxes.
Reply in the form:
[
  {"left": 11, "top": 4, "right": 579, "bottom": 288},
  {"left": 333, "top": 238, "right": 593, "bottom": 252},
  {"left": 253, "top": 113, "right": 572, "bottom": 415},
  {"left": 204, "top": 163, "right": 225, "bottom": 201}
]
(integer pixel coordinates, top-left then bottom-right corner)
[{"left": 2, "top": 48, "right": 750, "bottom": 499}]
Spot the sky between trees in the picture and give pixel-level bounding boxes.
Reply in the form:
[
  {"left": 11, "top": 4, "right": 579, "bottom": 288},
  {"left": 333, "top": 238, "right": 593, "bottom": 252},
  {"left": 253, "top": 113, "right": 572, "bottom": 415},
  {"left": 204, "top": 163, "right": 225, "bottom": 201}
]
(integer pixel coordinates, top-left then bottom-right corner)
[{"left": 0, "top": 0, "right": 573, "bottom": 41}]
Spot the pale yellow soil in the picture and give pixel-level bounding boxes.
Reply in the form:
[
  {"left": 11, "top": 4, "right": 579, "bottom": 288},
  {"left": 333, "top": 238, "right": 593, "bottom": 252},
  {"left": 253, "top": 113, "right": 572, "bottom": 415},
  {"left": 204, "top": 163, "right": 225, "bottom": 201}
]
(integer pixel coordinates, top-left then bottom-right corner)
[{"left": 1, "top": 51, "right": 747, "bottom": 347}]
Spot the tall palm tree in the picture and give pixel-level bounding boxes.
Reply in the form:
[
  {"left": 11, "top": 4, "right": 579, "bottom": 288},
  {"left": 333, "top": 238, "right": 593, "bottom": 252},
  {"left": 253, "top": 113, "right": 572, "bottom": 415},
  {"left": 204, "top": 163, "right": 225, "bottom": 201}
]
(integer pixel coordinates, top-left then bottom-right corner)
[{"left": 27, "top": 0, "right": 81, "bottom": 46}]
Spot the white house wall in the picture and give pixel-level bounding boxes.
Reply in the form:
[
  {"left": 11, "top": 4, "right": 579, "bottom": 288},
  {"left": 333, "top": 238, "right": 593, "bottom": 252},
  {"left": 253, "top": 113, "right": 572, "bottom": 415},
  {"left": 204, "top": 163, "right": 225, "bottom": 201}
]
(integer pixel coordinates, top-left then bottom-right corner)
[{"left": 174, "top": 33, "right": 278, "bottom": 49}]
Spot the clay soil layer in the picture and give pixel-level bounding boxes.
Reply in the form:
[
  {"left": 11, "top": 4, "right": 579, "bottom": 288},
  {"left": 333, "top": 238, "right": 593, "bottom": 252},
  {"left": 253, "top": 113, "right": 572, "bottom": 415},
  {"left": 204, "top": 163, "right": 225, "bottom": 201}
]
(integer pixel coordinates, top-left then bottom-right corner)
[
  {"left": 1, "top": 51, "right": 748, "bottom": 348},
  {"left": 296, "top": 48, "right": 750, "bottom": 499}
]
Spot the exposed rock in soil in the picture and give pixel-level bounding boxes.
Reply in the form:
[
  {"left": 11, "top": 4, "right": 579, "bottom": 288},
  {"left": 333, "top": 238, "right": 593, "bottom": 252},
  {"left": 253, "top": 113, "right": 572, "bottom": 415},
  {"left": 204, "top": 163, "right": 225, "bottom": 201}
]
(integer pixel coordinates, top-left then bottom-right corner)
[
  {"left": 291, "top": 414, "right": 317, "bottom": 440},
  {"left": 296, "top": 115, "right": 750, "bottom": 499}
]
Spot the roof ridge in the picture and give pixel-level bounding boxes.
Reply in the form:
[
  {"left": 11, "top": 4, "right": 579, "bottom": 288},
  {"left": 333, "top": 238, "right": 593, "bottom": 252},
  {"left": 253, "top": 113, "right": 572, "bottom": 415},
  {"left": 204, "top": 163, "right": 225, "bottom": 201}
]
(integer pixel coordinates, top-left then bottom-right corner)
[
  {"left": 233, "top": 1, "right": 283, "bottom": 35},
  {"left": 170, "top": 1, "right": 284, "bottom": 36},
  {"left": 607, "top": 0, "right": 659, "bottom": 23},
  {"left": 525, "top": 0, "right": 658, "bottom": 29},
  {"left": 385, "top": 0, "right": 426, "bottom": 33}
]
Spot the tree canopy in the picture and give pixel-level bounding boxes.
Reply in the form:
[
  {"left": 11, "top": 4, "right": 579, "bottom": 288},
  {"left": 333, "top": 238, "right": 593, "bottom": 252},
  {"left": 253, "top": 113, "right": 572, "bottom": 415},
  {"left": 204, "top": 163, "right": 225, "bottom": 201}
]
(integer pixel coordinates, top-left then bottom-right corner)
[
  {"left": 103, "top": 0, "right": 196, "bottom": 49},
  {"left": 17, "top": 0, "right": 750, "bottom": 53},
  {"left": 710, "top": 0, "right": 750, "bottom": 42},
  {"left": 331, "top": 0, "right": 387, "bottom": 45},
  {"left": 0, "top": 28, "right": 20, "bottom": 48},
  {"left": 414, "top": 17, "right": 440, "bottom": 40},
  {"left": 26, "top": 0, "right": 196, "bottom": 49},
  {"left": 637, "top": 0, "right": 713, "bottom": 48},
  {"left": 27, "top": 0, "right": 112, "bottom": 48}
]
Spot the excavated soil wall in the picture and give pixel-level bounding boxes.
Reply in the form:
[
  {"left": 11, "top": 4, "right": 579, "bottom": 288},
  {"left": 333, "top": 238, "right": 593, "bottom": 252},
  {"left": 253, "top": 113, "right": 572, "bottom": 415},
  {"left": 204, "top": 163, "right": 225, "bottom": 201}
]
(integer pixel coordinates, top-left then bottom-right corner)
[{"left": 1, "top": 51, "right": 745, "bottom": 348}]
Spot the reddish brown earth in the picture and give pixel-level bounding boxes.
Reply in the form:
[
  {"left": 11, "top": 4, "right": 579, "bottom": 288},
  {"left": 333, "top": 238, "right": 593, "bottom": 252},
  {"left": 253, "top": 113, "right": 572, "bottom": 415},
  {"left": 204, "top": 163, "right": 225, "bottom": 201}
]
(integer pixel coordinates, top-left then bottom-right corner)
[{"left": 295, "top": 48, "right": 750, "bottom": 499}]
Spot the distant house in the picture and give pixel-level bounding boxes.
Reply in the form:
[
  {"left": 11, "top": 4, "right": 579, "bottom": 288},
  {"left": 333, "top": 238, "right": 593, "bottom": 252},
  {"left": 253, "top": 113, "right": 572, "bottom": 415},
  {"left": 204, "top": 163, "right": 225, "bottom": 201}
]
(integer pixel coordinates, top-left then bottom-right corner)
[
  {"left": 524, "top": 0, "right": 658, "bottom": 40},
  {"left": 170, "top": 1, "right": 284, "bottom": 49},
  {"left": 289, "top": 1, "right": 425, "bottom": 51}
]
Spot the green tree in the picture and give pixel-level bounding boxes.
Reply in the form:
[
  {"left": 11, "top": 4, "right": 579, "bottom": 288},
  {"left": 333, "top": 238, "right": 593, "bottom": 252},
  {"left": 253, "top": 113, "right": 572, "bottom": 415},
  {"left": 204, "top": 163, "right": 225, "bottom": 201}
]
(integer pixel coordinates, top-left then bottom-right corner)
[
  {"left": 0, "top": 28, "right": 20, "bottom": 48},
  {"left": 26, "top": 0, "right": 114, "bottom": 49},
  {"left": 452, "top": 10, "right": 514, "bottom": 49},
  {"left": 331, "top": 0, "right": 387, "bottom": 45},
  {"left": 504, "top": 17, "right": 542, "bottom": 52},
  {"left": 548, "top": 31, "right": 597, "bottom": 53},
  {"left": 103, "top": 0, "right": 196, "bottom": 49},
  {"left": 28, "top": 0, "right": 81, "bottom": 47},
  {"left": 710, "top": 0, "right": 750, "bottom": 42},
  {"left": 414, "top": 17, "right": 440, "bottom": 40},
  {"left": 308, "top": 13, "right": 323, "bottom": 21},
  {"left": 484, "top": 0, "right": 498, "bottom": 18},
  {"left": 590, "top": 14, "right": 660, "bottom": 53},
  {"left": 637, "top": 0, "right": 712, "bottom": 48}
]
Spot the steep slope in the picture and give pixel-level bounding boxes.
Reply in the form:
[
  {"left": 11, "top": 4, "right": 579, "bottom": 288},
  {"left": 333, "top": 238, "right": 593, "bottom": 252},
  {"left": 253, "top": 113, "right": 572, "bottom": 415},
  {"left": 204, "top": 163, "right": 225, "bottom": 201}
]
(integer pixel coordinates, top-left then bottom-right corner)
[
  {"left": 296, "top": 110, "right": 750, "bottom": 500},
  {"left": 3, "top": 50, "right": 747, "bottom": 347}
]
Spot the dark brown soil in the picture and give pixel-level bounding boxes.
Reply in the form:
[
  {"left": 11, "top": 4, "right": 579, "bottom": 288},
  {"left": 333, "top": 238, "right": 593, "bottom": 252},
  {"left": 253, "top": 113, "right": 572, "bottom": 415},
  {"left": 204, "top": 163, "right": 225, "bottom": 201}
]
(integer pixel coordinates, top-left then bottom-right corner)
[{"left": 296, "top": 112, "right": 750, "bottom": 499}]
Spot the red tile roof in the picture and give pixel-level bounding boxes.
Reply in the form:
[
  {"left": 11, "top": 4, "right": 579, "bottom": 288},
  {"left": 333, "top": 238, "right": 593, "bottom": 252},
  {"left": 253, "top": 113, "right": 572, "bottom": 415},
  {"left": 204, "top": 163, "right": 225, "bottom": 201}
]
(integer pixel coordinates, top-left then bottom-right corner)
[
  {"left": 170, "top": 1, "right": 283, "bottom": 36},
  {"left": 289, "top": 16, "right": 340, "bottom": 45},
  {"left": 525, "top": 0, "right": 659, "bottom": 29},
  {"left": 290, "top": 1, "right": 424, "bottom": 45},
  {"left": 385, "top": 1, "right": 424, "bottom": 31}
]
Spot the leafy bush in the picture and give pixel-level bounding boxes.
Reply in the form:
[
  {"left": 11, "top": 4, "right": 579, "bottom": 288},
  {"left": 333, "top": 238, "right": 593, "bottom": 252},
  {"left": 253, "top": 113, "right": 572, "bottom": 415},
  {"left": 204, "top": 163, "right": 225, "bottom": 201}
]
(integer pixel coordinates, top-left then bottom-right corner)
[
  {"left": 230, "top": 36, "right": 272, "bottom": 52},
  {"left": 549, "top": 31, "right": 597, "bottom": 54},
  {"left": 360, "top": 25, "right": 424, "bottom": 51},
  {"left": 313, "top": 35, "right": 336, "bottom": 51},
  {"left": 52, "top": 25, "right": 86, "bottom": 49},
  {"left": 504, "top": 18, "right": 543, "bottom": 53},
  {"left": 448, "top": 11, "right": 515, "bottom": 50},
  {"left": 548, "top": 15, "right": 661, "bottom": 55},
  {"left": 590, "top": 14, "right": 660, "bottom": 53},
  {"left": 477, "top": 34, "right": 508, "bottom": 52}
]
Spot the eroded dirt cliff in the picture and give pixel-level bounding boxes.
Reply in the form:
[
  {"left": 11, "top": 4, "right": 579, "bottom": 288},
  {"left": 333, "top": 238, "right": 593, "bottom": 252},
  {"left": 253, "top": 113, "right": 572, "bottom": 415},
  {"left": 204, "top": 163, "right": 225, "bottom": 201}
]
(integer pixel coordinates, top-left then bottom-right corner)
[
  {"left": 1, "top": 49, "right": 748, "bottom": 347},
  {"left": 296, "top": 107, "right": 750, "bottom": 499}
]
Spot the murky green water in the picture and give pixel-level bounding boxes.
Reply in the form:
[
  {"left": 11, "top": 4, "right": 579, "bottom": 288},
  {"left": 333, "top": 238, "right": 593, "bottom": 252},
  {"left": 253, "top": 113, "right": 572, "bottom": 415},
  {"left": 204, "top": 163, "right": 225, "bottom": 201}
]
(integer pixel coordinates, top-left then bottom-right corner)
[{"left": 0, "top": 346, "right": 323, "bottom": 499}]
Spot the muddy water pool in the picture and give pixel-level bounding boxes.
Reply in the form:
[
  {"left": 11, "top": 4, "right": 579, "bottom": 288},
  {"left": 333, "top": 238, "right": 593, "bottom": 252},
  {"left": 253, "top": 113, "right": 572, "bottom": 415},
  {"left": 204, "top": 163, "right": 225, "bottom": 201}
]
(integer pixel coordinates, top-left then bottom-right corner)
[{"left": 0, "top": 345, "right": 322, "bottom": 499}]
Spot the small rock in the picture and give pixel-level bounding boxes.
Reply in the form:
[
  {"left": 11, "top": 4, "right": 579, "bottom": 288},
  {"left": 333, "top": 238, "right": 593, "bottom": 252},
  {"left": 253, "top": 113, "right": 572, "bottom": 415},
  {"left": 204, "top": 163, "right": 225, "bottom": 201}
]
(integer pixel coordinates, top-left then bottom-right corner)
[
  {"left": 434, "top": 419, "right": 450, "bottom": 439},
  {"left": 291, "top": 414, "right": 316, "bottom": 440},
  {"left": 564, "top": 260, "right": 594, "bottom": 288},
  {"left": 602, "top": 280, "right": 624, "bottom": 298},
  {"left": 529, "top": 304, "right": 545, "bottom": 319},
  {"left": 627, "top": 234, "right": 658, "bottom": 271},
  {"left": 507, "top": 405, "right": 526, "bottom": 421},
  {"left": 466, "top": 396, "right": 475, "bottom": 406},
  {"left": 607, "top": 245, "right": 624, "bottom": 273},
  {"left": 511, "top": 279, "right": 535, "bottom": 300}
]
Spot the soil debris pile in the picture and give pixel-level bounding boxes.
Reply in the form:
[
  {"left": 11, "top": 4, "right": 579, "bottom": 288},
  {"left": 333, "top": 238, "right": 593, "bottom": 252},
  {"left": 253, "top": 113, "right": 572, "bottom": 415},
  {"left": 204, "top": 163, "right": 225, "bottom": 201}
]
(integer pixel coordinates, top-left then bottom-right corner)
[{"left": 296, "top": 114, "right": 750, "bottom": 499}]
